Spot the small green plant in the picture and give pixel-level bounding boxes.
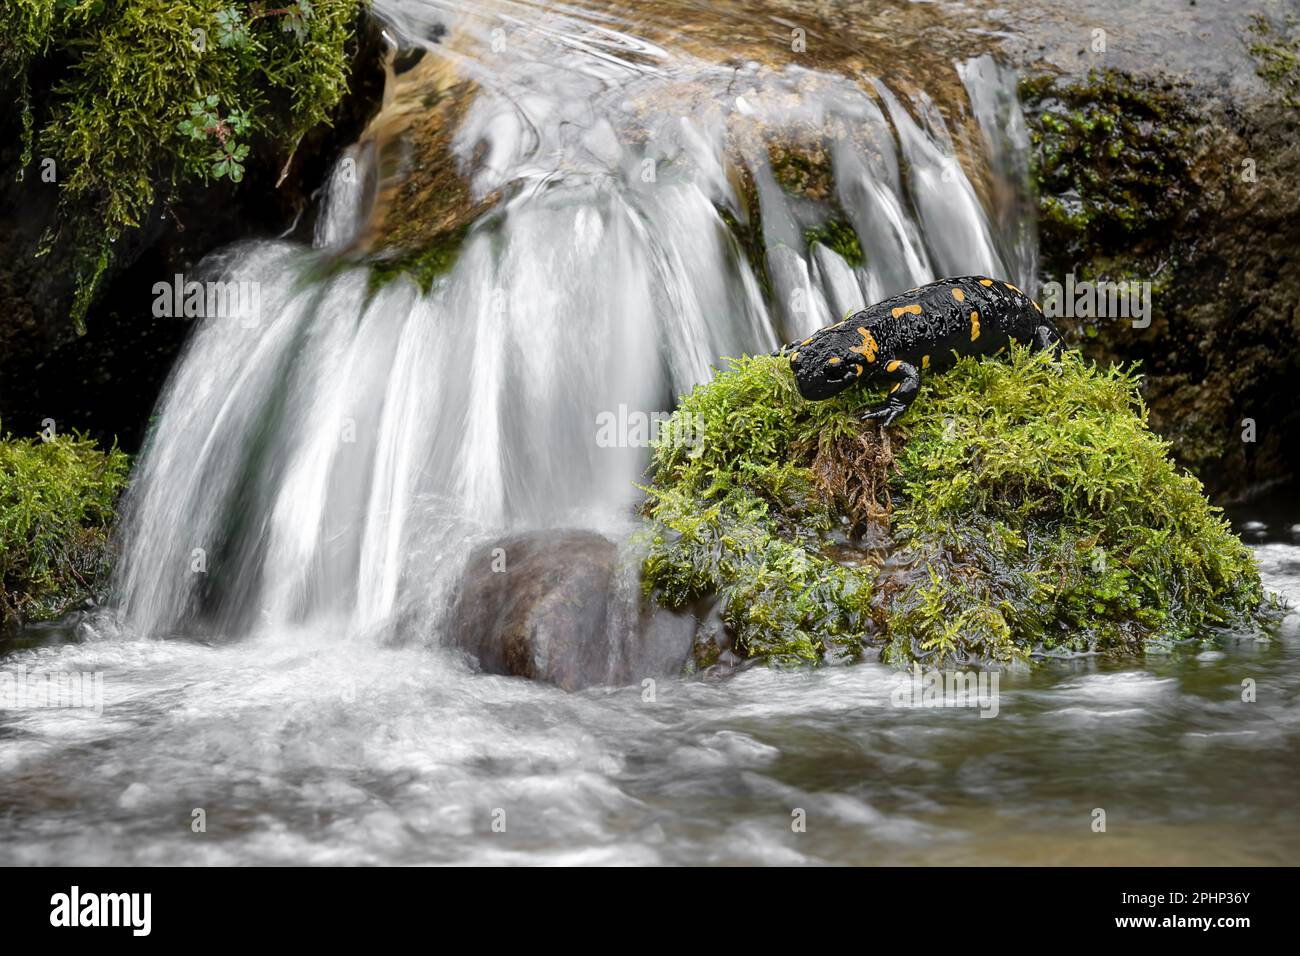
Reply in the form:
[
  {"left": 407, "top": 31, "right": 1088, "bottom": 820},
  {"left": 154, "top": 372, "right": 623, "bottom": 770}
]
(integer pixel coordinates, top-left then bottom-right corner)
[
  {"left": 0, "top": 425, "right": 130, "bottom": 629},
  {"left": 215, "top": 1, "right": 316, "bottom": 47},
  {"left": 177, "top": 94, "right": 252, "bottom": 181},
  {"left": 641, "top": 348, "right": 1268, "bottom": 667}
]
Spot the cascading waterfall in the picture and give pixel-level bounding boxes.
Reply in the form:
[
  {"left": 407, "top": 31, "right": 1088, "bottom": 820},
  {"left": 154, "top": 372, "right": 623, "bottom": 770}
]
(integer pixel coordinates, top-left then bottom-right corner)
[{"left": 114, "top": 0, "right": 1036, "bottom": 644}]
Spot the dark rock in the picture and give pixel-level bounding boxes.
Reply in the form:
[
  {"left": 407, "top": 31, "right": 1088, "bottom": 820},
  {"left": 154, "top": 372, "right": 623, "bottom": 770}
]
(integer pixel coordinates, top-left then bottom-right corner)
[
  {"left": 449, "top": 530, "right": 694, "bottom": 691},
  {"left": 1004, "top": 1, "right": 1300, "bottom": 503},
  {"left": 1241, "top": 520, "right": 1269, "bottom": 542}
]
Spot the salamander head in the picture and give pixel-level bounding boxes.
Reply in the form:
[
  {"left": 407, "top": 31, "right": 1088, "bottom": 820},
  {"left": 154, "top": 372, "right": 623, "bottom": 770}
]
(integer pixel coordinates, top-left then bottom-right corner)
[{"left": 788, "top": 330, "right": 865, "bottom": 401}]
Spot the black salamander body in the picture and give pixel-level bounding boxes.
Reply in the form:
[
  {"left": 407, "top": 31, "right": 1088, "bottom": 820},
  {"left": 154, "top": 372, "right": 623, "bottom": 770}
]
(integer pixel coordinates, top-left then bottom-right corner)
[{"left": 780, "top": 275, "right": 1063, "bottom": 425}]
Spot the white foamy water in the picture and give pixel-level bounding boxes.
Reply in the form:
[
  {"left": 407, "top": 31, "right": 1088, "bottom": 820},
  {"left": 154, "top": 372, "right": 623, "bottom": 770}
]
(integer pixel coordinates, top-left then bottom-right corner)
[{"left": 1, "top": 545, "right": 1296, "bottom": 864}]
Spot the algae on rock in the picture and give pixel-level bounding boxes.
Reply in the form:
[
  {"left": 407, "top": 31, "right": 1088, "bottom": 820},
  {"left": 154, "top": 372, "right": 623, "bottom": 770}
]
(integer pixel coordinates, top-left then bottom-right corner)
[{"left": 1020, "top": 57, "right": 1300, "bottom": 502}]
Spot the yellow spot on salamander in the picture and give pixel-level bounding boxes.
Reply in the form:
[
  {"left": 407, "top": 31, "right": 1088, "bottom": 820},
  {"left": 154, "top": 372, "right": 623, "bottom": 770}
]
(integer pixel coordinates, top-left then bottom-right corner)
[
  {"left": 791, "top": 351, "right": 799, "bottom": 363},
  {"left": 889, "top": 383, "right": 901, "bottom": 394},
  {"left": 853, "top": 363, "right": 863, "bottom": 376},
  {"left": 1005, "top": 282, "right": 1022, "bottom": 294},
  {"left": 886, "top": 359, "right": 901, "bottom": 372},
  {"left": 850, "top": 327, "right": 879, "bottom": 363},
  {"left": 802, "top": 337, "right": 814, "bottom": 345},
  {"left": 979, "top": 278, "right": 994, "bottom": 287},
  {"left": 1032, "top": 300, "right": 1042, "bottom": 313},
  {"left": 891, "top": 304, "right": 923, "bottom": 319},
  {"left": 828, "top": 356, "right": 842, "bottom": 365},
  {"left": 970, "top": 310, "right": 980, "bottom": 341},
  {"left": 922, "top": 354, "right": 931, "bottom": 370},
  {"left": 951, "top": 288, "right": 965, "bottom": 303}
]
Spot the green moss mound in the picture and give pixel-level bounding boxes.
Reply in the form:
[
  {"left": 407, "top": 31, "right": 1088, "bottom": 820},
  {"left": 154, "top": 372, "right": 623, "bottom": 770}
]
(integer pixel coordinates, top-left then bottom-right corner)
[
  {"left": 641, "top": 349, "right": 1266, "bottom": 667},
  {"left": 0, "top": 426, "right": 129, "bottom": 629}
]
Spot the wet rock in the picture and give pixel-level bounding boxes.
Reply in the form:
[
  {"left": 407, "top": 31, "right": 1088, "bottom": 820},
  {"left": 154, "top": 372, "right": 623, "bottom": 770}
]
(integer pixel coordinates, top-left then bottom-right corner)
[
  {"left": 1241, "top": 521, "right": 1269, "bottom": 542},
  {"left": 449, "top": 530, "right": 694, "bottom": 690},
  {"left": 1007, "top": 2, "right": 1300, "bottom": 502}
]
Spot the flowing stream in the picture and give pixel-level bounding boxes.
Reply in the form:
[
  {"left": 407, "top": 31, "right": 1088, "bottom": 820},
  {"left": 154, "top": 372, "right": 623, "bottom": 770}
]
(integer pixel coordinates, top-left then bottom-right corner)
[{"left": 2, "top": 0, "right": 1297, "bottom": 865}]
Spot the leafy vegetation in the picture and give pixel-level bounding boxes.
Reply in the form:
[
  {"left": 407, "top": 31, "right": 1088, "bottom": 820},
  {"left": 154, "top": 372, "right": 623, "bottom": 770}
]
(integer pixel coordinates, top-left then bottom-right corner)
[
  {"left": 0, "top": 425, "right": 129, "bottom": 629},
  {"left": 641, "top": 349, "right": 1267, "bottom": 667},
  {"left": 2, "top": 0, "right": 368, "bottom": 331}
]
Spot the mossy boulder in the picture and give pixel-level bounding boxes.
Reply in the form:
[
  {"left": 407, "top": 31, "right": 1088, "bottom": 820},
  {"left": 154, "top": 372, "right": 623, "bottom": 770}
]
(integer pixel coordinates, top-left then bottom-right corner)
[
  {"left": 3, "top": 0, "right": 373, "bottom": 329},
  {"left": 1020, "top": 49, "right": 1300, "bottom": 502},
  {"left": 640, "top": 350, "right": 1267, "bottom": 668},
  {"left": 0, "top": 1, "right": 386, "bottom": 453},
  {"left": 0, "top": 426, "right": 128, "bottom": 631}
]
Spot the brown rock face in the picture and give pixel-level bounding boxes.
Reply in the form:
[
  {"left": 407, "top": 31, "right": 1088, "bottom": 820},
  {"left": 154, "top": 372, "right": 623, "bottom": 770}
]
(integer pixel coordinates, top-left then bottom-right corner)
[{"left": 449, "top": 530, "right": 694, "bottom": 691}]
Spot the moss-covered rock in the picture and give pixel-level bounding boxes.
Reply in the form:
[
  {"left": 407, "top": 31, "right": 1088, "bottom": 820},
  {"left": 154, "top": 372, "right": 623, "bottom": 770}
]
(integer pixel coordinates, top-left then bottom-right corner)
[
  {"left": 1020, "top": 69, "right": 1196, "bottom": 269},
  {"left": 640, "top": 350, "right": 1268, "bottom": 668},
  {"left": 3, "top": 0, "right": 371, "bottom": 330},
  {"left": 1021, "top": 49, "right": 1300, "bottom": 503},
  {"left": 803, "top": 219, "right": 864, "bottom": 269},
  {"left": 0, "top": 426, "right": 129, "bottom": 630},
  {"left": 0, "top": 1, "right": 385, "bottom": 453},
  {"left": 1248, "top": 13, "right": 1300, "bottom": 108}
]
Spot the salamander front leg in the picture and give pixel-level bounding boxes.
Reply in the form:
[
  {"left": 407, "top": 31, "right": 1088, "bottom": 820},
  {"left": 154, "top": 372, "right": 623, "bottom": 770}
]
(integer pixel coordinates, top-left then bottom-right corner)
[
  {"left": 860, "top": 360, "right": 921, "bottom": 427},
  {"left": 1032, "top": 323, "right": 1065, "bottom": 361}
]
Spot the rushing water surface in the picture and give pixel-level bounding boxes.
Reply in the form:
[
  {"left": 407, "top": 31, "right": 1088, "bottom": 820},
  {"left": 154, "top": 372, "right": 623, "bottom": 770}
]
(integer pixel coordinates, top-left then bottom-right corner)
[
  {"left": 1, "top": 546, "right": 1296, "bottom": 866},
  {"left": 3, "top": 0, "right": 1298, "bottom": 865}
]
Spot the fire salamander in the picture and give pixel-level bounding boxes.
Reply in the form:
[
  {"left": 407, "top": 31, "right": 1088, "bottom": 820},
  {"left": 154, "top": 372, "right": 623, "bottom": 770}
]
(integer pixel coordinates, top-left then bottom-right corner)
[{"left": 777, "top": 275, "right": 1064, "bottom": 425}]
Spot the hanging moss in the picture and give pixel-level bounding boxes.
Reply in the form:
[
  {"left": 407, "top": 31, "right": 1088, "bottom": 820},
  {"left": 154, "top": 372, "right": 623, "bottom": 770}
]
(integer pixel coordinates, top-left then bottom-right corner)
[
  {"left": 1, "top": 0, "right": 368, "bottom": 331},
  {"left": 366, "top": 222, "right": 470, "bottom": 296},
  {"left": 0, "top": 424, "right": 129, "bottom": 629},
  {"left": 640, "top": 349, "right": 1270, "bottom": 668},
  {"left": 804, "top": 218, "right": 864, "bottom": 268}
]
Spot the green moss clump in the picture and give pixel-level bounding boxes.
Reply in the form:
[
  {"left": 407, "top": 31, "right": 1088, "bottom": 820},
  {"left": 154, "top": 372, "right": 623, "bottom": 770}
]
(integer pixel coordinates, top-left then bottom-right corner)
[
  {"left": 804, "top": 219, "right": 864, "bottom": 268},
  {"left": 1019, "top": 69, "right": 1196, "bottom": 267},
  {"left": 0, "top": 426, "right": 129, "bottom": 629},
  {"left": 639, "top": 356, "right": 876, "bottom": 666},
  {"left": 367, "top": 223, "right": 469, "bottom": 296},
  {"left": 641, "top": 349, "right": 1266, "bottom": 667},
  {"left": 3, "top": 0, "right": 368, "bottom": 331}
]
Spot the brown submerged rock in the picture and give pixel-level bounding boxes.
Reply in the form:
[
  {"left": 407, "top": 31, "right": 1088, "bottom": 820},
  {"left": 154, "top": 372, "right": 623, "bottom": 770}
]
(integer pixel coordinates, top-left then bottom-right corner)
[{"left": 449, "top": 530, "right": 694, "bottom": 690}]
